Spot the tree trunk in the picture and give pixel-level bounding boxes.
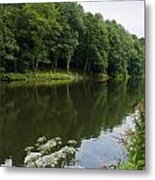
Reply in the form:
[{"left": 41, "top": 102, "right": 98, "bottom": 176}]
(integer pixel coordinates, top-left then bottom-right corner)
[
  {"left": 14, "top": 59, "right": 17, "bottom": 72},
  {"left": 84, "top": 57, "right": 89, "bottom": 72},
  {"left": 87, "top": 58, "right": 92, "bottom": 73},
  {"left": 32, "top": 59, "right": 35, "bottom": 72},
  {"left": 67, "top": 58, "right": 70, "bottom": 72},
  {"left": 35, "top": 59, "right": 39, "bottom": 72},
  {"left": 54, "top": 57, "right": 57, "bottom": 71}
]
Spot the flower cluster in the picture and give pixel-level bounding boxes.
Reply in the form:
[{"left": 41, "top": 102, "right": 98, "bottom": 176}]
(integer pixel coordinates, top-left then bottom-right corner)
[{"left": 24, "top": 136, "right": 77, "bottom": 168}]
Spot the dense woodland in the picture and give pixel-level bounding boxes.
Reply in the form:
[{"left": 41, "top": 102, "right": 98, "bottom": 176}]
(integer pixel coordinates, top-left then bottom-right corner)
[{"left": 0, "top": 2, "right": 144, "bottom": 77}]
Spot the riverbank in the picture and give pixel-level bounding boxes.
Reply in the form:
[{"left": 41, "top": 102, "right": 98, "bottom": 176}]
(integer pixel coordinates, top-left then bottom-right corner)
[
  {"left": 0, "top": 71, "right": 86, "bottom": 82},
  {"left": 0, "top": 71, "right": 109, "bottom": 82},
  {"left": 119, "top": 102, "right": 145, "bottom": 170}
]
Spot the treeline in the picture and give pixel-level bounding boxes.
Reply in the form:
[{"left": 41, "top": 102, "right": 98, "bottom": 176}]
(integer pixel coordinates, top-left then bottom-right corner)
[{"left": 0, "top": 3, "right": 144, "bottom": 77}]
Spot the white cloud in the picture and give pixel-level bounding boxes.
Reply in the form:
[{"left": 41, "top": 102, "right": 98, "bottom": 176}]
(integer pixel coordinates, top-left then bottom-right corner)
[{"left": 79, "top": 0, "right": 144, "bottom": 38}]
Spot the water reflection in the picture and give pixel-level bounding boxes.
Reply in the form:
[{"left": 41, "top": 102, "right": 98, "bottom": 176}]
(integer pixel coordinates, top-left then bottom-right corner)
[
  {"left": 0, "top": 78, "right": 144, "bottom": 167},
  {"left": 75, "top": 112, "right": 137, "bottom": 168}
]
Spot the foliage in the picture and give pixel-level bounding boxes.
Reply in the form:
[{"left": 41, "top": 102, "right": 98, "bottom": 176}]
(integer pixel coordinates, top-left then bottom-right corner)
[
  {"left": 106, "top": 20, "right": 134, "bottom": 77},
  {"left": 119, "top": 103, "right": 145, "bottom": 170},
  {"left": 127, "top": 36, "right": 145, "bottom": 77},
  {"left": 0, "top": 2, "right": 144, "bottom": 77},
  {"left": 24, "top": 136, "right": 77, "bottom": 168}
]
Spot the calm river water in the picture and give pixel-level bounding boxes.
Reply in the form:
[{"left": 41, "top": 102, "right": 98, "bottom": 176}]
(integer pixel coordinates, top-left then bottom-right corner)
[{"left": 0, "top": 79, "right": 144, "bottom": 168}]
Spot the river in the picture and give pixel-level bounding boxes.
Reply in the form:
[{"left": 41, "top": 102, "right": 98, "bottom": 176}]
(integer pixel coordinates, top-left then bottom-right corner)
[{"left": 0, "top": 78, "right": 144, "bottom": 168}]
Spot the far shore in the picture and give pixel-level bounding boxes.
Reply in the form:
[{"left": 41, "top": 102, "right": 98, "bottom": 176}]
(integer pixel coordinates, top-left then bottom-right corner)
[{"left": 0, "top": 71, "right": 109, "bottom": 83}]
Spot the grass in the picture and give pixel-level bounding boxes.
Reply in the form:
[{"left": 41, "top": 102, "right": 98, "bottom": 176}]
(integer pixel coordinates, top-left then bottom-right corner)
[
  {"left": 0, "top": 71, "right": 88, "bottom": 82},
  {"left": 0, "top": 71, "right": 109, "bottom": 83}
]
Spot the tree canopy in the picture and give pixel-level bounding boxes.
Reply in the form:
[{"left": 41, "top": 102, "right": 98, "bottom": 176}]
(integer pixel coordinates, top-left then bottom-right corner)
[{"left": 0, "top": 2, "right": 144, "bottom": 77}]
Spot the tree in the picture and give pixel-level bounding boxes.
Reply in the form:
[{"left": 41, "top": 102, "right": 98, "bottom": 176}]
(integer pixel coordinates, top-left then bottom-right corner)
[
  {"left": 18, "top": 4, "right": 52, "bottom": 72},
  {"left": 127, "top": 35, "right": 144, "bottom": 76},
  {"left": 77, "top": 13, "right": 109, "bottom": 73},
  {"left": 106, "top": 20, "right": 129, "bottom": 77},
  {"left": 0, "top": 2, "right": 144, "bottom": 77},
  {"left": 0, "top": 5, "right": 19, "bottom": 72},
  {"left": 57, "top": 3, "right": 84, "bottom": 71}
]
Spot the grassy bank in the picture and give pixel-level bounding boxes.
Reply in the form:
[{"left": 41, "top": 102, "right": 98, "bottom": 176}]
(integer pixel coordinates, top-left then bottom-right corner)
[
  {"left": 0, "top": 71, "right": 88, "bottom": 82},
  {"left": 0, "top": 71, "right": 109, "bottom": 82},
  {"left": 119, "top": 102, "right": 145, "bottom": 170}
]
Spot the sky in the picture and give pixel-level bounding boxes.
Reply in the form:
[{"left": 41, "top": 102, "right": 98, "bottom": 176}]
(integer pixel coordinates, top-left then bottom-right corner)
[{"left": 79, "top": 0, "right": 144, "bottom": 38}]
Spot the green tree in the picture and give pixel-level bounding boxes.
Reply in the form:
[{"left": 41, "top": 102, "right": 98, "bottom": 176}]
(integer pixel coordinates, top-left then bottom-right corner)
[
  {"left": 75, "top": 13, "right": 109, "bottom": 74},
  {"left": 0, "top": 5, "right": 19, "bottom": 72},
  {"left": 19, "top": 4, "right": 52, "bottom": 72},
  {"left": 106, "top": 20, "right": 129, "bottom": 77},
  {"left": 57, "top": 3, "right": 84, "bottom": 71},
  {"left": 127, "top": 35, "right": 144, "bottom": 76},
  {"left": 0, "top": 2, "right": 144, "bottom": 77}
]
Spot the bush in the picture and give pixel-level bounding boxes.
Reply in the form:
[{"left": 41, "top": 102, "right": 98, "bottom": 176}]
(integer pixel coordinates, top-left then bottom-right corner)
[{"left": 119, "top": 103, "right": 145, "bottom": 170}]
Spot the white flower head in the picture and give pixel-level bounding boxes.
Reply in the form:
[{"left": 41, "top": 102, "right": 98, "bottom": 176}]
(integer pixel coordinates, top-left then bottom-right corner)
[{"left": 37, "top": 136, "right": 47, "bottom": 144}]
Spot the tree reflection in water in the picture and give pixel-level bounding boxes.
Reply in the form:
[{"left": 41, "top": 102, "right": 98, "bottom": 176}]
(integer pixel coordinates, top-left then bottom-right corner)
[{"left": 0, "top": 78, "right": 144, "bottom": 167}]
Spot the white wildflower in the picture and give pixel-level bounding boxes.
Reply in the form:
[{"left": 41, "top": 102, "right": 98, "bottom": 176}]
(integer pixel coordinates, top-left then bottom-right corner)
[
  {"left": 55, "top": 137, "right": 61, "bottom": 141},
  {"left": 51, "top": 163, "right": 55, "bottom": 167},
  {"left": 24, "top": 152, "right": 41, "bottom": 164},
  {"left": 24, "top": 136, "right": 77, "bottom": 168},
  {"left": 26, "top": 161, "right": 36, "bottom": 168},
  {"left": 37, "top": 136, "right": 47, "bottom": 143},
  {"left": 67, "top": 140, "right": 77, "bottom": 145},
  {"left": 24, "top": 146, "right": 33, "bottom": 153}
]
